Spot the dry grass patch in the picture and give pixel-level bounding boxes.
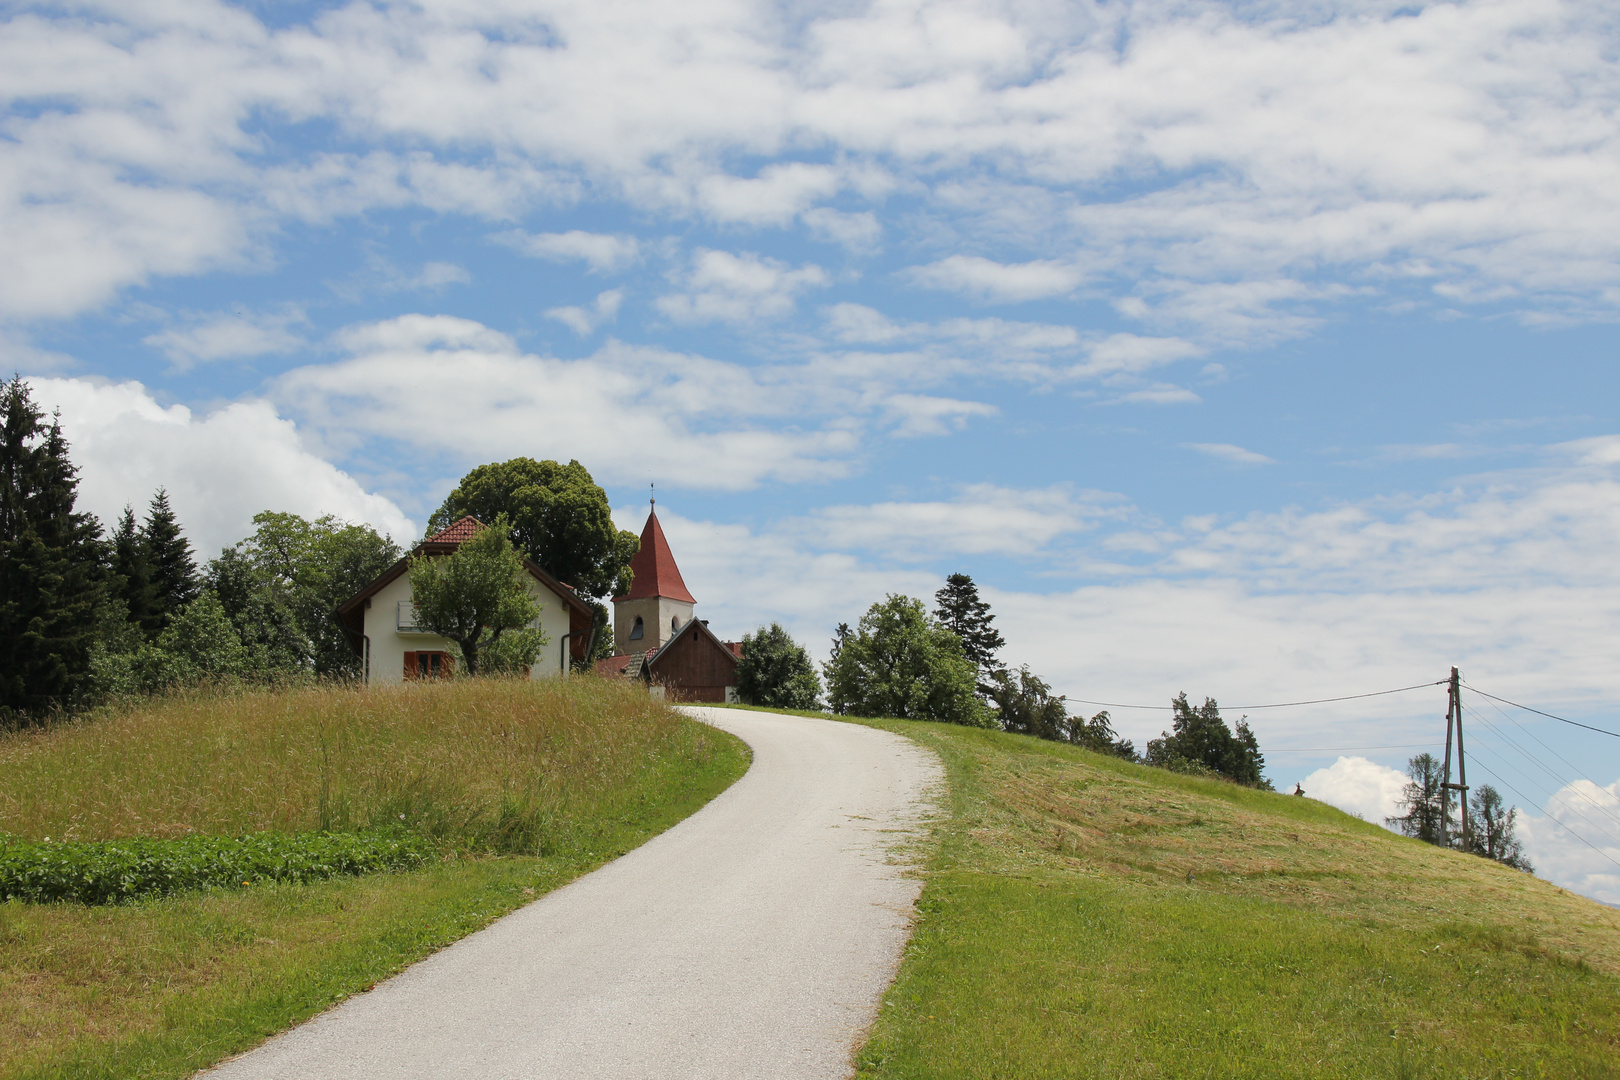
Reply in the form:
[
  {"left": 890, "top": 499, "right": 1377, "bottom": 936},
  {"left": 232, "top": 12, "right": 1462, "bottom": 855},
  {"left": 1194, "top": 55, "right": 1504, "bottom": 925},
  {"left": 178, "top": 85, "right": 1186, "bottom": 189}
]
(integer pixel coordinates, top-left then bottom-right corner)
[{"left": 0, "top": 678, "right": 748, "bottom": 1079}]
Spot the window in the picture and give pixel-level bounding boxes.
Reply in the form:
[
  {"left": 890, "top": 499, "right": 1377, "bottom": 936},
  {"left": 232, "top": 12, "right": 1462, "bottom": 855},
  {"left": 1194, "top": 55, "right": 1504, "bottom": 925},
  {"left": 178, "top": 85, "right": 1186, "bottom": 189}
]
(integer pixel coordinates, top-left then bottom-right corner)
[
  {"left": 406, "top": 651, "right": 454, "bottom": 679},
  {"left": 671, "top": 616, "right": 680, "bottom": 633},
  {"left": 629, "top": 616, "right": 644, "bottom": 640}
]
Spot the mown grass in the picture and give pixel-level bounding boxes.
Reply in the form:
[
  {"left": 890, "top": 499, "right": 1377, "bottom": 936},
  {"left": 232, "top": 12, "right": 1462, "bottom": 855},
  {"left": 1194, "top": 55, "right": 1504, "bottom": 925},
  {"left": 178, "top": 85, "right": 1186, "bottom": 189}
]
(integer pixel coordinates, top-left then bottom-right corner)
[
  {"left": 844, "top": 720, "right": 1620, "bottom": 1080},
  {"left": 0, "top": 678, "right": 748, "bottom": 1079}
]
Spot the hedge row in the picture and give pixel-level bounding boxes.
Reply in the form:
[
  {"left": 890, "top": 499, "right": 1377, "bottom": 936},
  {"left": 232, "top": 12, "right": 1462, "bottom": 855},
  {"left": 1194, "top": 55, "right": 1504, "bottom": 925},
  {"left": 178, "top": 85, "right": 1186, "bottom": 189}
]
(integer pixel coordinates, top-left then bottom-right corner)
[{"left": 0, "top": 830, "right": 436, "bottom": 905}]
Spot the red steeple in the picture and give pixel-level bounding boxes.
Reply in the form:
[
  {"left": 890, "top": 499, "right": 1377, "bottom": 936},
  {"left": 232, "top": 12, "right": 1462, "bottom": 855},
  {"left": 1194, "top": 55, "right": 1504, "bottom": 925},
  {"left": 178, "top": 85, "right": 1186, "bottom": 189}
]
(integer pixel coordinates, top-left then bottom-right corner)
[{"left": 618, "top": 504, "right": 695, "bottom": 603}]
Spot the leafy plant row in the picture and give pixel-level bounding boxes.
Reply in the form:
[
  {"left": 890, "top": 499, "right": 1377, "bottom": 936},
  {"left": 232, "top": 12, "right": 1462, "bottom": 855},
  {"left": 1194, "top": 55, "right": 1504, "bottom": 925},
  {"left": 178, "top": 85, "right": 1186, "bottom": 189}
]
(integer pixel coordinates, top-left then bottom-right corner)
[{"left": 0, "top": 829, "right": 436, "bottom": 905}]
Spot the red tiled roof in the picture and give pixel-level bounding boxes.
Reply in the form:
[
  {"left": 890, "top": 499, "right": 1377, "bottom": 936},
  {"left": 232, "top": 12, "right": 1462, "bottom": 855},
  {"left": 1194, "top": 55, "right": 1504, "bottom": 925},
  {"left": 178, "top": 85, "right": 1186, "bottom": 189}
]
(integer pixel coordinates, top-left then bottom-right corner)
[
  {"left": 424, "top": 515, "right": 484, "bottom": 544},
  {"left": 595, "top": 654, "right": 637, "bottom": 677},
  {"left": 724, "top": 641, "right": 743, "bottom": 657},
  {"left": 617, "top": 507, "right": 695, "bottom": 604}
]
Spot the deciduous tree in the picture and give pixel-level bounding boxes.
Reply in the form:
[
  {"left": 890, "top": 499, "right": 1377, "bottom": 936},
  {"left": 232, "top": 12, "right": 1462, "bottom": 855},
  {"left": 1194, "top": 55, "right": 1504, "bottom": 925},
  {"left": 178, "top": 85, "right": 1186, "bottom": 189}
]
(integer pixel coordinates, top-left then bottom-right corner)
[
  {"left": 1465, "top": 784, "right": 1532, "bottom": 870},
  {"left": 429, "top": 458, "right": 637, "bottom": 600},
  {"left": 736, "top": 623, "right": 822, "bottom": 709},
  {"left": 407, "top": 517, "right": 543, "bottom": 676},
  {"left": 1387, "top": 753, "right": 1450, "bottom": 845},
  {"left": 989, "top": 665, "right": 1068, "bottom": 741},
  {"left": 823, "top": 595, "right": 988, "bottom": 726},
  {"left": 1145, "top": 693, "right": 1269, "bottom": 787}
]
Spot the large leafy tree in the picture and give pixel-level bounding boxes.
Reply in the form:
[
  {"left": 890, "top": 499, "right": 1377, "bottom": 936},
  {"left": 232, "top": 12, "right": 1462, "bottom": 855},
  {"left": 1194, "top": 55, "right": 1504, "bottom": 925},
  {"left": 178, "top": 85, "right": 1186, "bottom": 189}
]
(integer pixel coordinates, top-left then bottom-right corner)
[
  {"left": 1066, "top": 709, "right": 1137, "bottom": 760},
  {"left": 212, "top": 511, "right": 401, "bottom": 677},
  {"left": 428, "top": 458, "right": 638, "bottom": 600},
  {"left": 933, "top": 572, "right": 1004, "bottom": 690},
  {"left": 823, "top": 595, "right": 989, "bottom": 726},
  {"left": 1145, "top": 693, "right": 1269, "bottom": 787},
  {"left": 0, "top": 377, "right": 105, "bottom": 721},
  {"left": 736, "top": 623, "right": 822, "bottom": 709},
  {"left": 1465, "top": 784, "right": 1532, "bottom": 870},
  {"left": 407, "top": 517, "right": 544, "bottom": 676},
  {"left": 1387, "top": 753, "right": 1451, "bottom": 845},
  {"left": 989, "top": 665, "right": 1069, "bottom": 741},
  {"left": 141, "top": 488, "right": 197, "bottom": 635}
]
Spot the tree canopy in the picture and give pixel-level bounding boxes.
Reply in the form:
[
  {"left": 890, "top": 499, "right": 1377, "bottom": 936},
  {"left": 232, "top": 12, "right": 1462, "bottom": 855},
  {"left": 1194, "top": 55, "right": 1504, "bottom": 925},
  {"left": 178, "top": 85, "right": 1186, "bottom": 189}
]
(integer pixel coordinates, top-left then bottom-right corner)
[
  {"left": 1387, "top": 753, "right": 1450, "bottom": 845},
  {"left": 1465, "top": 784, "right": 1533, "bottom": 871},
  {"left": 407, "top": 517, "right": 544, "bottom": 676},
  {"left": 989, "top": 665, "right": 1068, "bottom": 741},
  {"left": 824, "top": 594, "right": 988, "bottom": 726},
  {"left": 428, "top": 458, "right": 638, "bottom": 600},
  {"left": 1145, "top": 693, "right": 1269, "bottom": 787},
  {"left": 141, "top": 489, "right": 197, "bottom": 634},
  {"left": 736, "top": 623, "right": 822, "bottom": 709},
  {"left": 0, "top": 377, "right": 104, "bottom": 721},
  {"left": 933, "top": 572, "right": 1004, "bottom": 690}
]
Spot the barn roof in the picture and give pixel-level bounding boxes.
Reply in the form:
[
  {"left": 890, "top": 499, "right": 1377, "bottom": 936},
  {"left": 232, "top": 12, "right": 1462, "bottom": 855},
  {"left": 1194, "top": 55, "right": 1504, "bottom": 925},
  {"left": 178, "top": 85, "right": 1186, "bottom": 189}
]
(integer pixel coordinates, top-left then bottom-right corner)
[{"left": 616, "top": 506, "right": 696, "bottom": 604}]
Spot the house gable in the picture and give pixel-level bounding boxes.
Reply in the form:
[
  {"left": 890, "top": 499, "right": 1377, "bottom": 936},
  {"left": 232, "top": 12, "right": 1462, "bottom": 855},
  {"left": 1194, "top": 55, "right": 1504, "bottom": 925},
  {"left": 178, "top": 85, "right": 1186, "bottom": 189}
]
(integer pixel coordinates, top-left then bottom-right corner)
[{"left": 643, "top": 617, "right": 739, "bottom": 702}]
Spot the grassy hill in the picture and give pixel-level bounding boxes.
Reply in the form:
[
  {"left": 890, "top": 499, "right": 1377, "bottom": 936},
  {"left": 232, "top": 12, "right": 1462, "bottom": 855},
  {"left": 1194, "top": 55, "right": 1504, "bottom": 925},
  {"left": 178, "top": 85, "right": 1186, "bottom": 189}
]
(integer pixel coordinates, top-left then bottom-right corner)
[
  {"left": 847, "top": 719, "right": 1620, "bottom": 1079},
  {"left": 0, "top": 679, "right": 748, "bottom": 1080}
]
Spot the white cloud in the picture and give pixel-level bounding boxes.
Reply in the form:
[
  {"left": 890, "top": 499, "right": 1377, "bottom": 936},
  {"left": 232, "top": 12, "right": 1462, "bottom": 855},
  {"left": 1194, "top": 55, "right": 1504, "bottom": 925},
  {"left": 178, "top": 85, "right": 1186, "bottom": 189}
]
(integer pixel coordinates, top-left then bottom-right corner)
[
  {"left": 1300, "top": 757, "right": 1410, "bottom": 825},
  {"left": 142, "top": 307, "right": 307, "bottom": 369},
  {"left": 494, "top": 230, "right": 641, "bottom": 274},
  {"left": 881, "top": 394, "right": 998, "bottom": 437},
  {"left": 24, "top": 376, "right": 414, "bottom": 556},
  {"left": 1519, "top": 779, "right": 1620, "bottom": 905},
  {"left": 545, "top": 290, "right": 624, "bottom": 336},
  {"left": 656, "top": 250, "right": 829, "bottom": 324},
  {"left": 1185, "top": 443, "right": 1276, "bottom": 466},
  {"left": 5, "top": 1, "right": 1620, "bottom": 338},
  {"left": 279, "top": 315, "right": 859, "bottom": 491},
  {"left": 1112, "top": 383, "right": 1202, "bottom": 405},
  {"left": 903, "top": 256, "right": 1083, "bottom": 303},
  {"left": 802, "top": 484, "right": 1128, "bottom": 559}
]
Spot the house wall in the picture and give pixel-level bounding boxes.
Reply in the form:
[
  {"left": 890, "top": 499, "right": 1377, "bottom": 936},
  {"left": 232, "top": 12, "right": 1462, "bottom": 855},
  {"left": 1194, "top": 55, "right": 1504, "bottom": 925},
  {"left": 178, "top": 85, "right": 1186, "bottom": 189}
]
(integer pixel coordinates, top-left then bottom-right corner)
[
  {"left": 361, "top": 571, "right": 575, "bottom": 685},
  {"left": 646, "top": 624, "right": 739, "bottom": 703},
  {"left": 612, "top": 595, "right": 695, "bottom": 656}
]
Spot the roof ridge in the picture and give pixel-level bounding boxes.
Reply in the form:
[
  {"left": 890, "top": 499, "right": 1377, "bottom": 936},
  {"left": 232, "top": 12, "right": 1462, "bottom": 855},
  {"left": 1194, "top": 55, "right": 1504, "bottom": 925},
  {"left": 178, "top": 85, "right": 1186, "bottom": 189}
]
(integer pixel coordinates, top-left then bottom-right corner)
[{"left": 616, "top": 507, "right": 696, "bottom": 604}]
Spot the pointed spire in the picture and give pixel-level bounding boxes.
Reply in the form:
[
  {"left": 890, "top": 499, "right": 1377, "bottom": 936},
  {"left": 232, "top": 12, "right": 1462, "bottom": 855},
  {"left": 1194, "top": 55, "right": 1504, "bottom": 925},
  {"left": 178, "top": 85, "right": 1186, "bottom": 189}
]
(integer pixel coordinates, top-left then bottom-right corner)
[{"left": 618, "top": 505, "right": 695, "bottom": 603}]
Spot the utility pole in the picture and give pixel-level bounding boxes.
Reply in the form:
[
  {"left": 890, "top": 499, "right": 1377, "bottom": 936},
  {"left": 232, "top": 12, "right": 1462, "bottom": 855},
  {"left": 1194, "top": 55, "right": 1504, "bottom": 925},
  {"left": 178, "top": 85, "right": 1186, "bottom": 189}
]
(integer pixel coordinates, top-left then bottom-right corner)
[{"left": 1439, "top": 666, "right": 1469, "bottom": 849}]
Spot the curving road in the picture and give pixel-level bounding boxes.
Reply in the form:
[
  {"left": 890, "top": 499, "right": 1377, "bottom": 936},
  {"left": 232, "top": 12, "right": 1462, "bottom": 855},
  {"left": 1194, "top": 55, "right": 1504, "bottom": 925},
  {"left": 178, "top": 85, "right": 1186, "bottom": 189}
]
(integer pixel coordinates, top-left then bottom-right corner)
[{"left": 202, "top": 707, "right": 942, "bottom": 1080}]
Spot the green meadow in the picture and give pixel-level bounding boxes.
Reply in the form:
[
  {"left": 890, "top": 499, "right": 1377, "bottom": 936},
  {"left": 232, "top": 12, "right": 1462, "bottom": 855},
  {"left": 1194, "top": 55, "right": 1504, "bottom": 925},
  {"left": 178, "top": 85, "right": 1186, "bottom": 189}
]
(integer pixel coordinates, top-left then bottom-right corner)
[{"left": 846, "top": 719, "right": 1620, "bottom": 1079}]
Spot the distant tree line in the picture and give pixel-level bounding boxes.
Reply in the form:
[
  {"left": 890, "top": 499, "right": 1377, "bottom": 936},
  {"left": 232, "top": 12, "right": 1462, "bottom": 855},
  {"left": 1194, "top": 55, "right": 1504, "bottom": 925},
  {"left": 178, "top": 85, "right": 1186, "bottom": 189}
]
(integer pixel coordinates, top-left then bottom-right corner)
[
  {"left": 1387, "top": 753, "right": 1532, "bottom": 872},
  {"left": 729, "top": 569, "right": 1270, "bottom": 789}
]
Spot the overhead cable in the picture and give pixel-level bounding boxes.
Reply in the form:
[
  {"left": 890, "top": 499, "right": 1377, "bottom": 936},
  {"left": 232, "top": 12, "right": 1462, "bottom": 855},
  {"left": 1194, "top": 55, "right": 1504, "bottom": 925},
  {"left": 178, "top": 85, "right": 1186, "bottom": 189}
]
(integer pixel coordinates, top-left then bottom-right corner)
[
  {"left": 1067, "top": 679, "right": 1447, "bottom": 713},
  {"left": 1461, "top": 682, "right": 1620, "bottom": 739}
]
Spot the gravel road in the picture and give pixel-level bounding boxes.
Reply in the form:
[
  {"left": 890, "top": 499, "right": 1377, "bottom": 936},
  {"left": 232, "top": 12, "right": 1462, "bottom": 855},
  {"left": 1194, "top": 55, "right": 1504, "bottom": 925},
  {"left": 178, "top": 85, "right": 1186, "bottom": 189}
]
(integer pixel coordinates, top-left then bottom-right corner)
[{"left": 201, "top": 707, "right": 941, "bottom": 1080}]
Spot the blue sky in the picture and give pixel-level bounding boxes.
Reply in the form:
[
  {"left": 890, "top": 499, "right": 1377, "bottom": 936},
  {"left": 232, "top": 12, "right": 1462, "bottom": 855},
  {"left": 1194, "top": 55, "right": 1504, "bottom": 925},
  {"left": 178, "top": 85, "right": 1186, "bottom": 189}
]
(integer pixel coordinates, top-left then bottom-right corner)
[{"left": 7, "top": 0, "right": 1620, "bottom": 899}]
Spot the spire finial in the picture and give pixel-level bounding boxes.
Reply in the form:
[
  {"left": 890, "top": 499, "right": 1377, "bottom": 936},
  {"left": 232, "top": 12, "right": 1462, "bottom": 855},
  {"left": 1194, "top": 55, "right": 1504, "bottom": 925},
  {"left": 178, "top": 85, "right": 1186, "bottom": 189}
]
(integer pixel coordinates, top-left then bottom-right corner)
[{"left": 650, "top": 481, "right": 655, "bottom": 508}]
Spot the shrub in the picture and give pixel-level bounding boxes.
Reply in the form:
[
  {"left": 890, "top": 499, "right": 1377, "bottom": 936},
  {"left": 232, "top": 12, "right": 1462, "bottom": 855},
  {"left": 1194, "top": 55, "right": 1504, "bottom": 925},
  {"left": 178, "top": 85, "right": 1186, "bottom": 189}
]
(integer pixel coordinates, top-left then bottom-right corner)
[{"left": 0, "top": 829, "right": 434, "bottom": 905}]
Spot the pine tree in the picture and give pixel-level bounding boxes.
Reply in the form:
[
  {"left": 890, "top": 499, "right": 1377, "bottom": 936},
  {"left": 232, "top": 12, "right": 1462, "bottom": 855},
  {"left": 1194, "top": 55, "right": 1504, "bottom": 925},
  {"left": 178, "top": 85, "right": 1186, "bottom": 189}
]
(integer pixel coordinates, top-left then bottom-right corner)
[
  {"left": 0, "top": 377, "right": 105, "bottom": 721},
  {"left": 110, "top": 505, "right": 158, "bottom": 635},
  {"left": 933, "top": 573, "right": 1005, "bottom": 690},
  {"left": 1465, "top": 784, "right": 1533, "bottom": 871},
  {"left": 1387, "top": 753, "right": 1451, "bottom": 845},
  {"left": 141, "top": 488, "right": 197, "bottom": 636}
]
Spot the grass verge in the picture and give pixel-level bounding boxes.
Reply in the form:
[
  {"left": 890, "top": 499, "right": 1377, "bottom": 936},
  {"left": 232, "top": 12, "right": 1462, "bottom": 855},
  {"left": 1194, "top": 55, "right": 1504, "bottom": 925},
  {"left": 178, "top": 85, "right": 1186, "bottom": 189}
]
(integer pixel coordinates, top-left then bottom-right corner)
[
  {"left": 841, "top": 719, "right": 1620, "bottom": 1080},
  {"left": 0, "top": 678, "right": 748, "bottom": 1079}
]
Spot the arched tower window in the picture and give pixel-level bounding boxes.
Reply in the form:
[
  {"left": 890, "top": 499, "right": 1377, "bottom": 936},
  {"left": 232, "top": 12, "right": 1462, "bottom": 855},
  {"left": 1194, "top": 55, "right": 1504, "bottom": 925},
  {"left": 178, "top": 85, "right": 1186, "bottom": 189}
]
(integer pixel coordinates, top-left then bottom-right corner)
[
  {"left": 671, "top": 616, "right": 680, "bottom": 633},
  {"left": 629, "top": 615, "right": 644, "bottom": 640}
]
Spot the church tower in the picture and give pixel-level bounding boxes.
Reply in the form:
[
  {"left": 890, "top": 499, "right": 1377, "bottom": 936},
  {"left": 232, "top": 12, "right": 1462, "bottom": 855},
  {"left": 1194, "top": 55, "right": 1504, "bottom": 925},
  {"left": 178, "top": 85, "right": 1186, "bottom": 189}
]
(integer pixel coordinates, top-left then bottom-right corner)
[{"left": 612, "top": 501, "right": 696, "bottom": 656}]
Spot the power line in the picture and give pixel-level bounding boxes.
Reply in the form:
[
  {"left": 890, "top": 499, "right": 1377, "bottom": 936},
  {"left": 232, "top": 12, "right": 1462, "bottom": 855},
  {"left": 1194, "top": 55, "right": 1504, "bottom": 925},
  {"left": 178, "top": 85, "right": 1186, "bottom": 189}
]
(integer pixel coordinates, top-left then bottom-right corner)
[
  {"left": 1266, "top": 743, "right": 1433, "bottom": 753},
  {"left": 1460, "top": 682, "right": 1620, "bottom": 739},
  {"left": 1464, "top": 754, "right": 1620, "bottom": 873},
  {"left": 1464, "top": 735, "right": 1620, "bottom": 852},
  {"left": 1067, "top": 679, "right": 1447, "bottom": 713},
  {"left": 1464, "top": 691, "right": 1620, "bottom": 837}
]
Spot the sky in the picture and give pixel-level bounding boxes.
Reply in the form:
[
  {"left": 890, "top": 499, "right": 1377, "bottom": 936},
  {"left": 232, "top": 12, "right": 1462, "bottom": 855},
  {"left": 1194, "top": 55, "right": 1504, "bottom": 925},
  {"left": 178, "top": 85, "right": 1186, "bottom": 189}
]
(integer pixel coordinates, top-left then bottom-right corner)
[{"left": 6, "top": 0, "right": 1620, "bottom": 902}]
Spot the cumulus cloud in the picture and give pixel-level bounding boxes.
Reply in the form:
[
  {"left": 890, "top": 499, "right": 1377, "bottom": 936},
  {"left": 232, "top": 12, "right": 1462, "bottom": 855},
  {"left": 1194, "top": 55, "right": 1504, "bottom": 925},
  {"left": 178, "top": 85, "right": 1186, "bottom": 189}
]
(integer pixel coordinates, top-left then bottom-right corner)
[
  {"left": 24, "top": 377, "right": 414, "bottom": 556},
  {"left": 545, "top": 290, "right": 624, "bottom": 336},
  {"left": 1185, "top": 443, "right": 1276, "bottom": 466},
  {"left": 1300, "top": 757, "right": 1410, "bottom": 825},
  {"left": 494, "top": 231, "right": 641, "bottom": 274},
  {"left": 279, "top": 315, "right": 860, "bottom": 491},
  {"left": 142, "top": 307, "right": 308, "bottom": 369},
  {"left": 903, "top": 256, "right": 1084, "bottom": 303},
  {"left": 1518, "top": 779, "right": 1620, "bottom": 905},
  {"left": 656, "top": 250, "right": 829, "bottom": 324}
]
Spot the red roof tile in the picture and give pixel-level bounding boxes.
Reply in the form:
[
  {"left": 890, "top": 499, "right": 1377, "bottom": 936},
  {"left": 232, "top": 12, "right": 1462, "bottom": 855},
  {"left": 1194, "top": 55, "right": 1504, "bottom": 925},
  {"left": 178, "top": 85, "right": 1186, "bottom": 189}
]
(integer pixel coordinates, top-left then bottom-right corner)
[
  {"left": 618, "top": 507, "right": 695, "bottom": 604},
  {"left": 424, "top": 515, "right": 484, "bottom": 544}
]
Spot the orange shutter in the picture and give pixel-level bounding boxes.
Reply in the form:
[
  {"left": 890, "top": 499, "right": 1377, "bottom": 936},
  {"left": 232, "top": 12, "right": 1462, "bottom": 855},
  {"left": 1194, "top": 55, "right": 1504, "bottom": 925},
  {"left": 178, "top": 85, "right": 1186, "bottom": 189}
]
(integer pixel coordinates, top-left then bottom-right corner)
[{"left": 404, "top": 652, "right": 417, "bottom": 679}]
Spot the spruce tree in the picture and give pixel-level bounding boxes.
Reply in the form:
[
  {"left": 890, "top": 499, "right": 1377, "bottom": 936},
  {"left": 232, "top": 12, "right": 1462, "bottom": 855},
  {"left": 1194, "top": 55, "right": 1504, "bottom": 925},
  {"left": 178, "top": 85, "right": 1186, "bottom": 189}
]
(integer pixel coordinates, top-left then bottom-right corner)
[
  {"left": 932, "top": 572, "right": 1005, "bottom": 689},
  {"left": 0, "top": 377, "right": 105, "bottom": 721},
  {"left": 141, "top": 488, "right": 197, "bottom": 636},
  {"left": 110, "top": 505, "right": 158, "bottom": 634}
]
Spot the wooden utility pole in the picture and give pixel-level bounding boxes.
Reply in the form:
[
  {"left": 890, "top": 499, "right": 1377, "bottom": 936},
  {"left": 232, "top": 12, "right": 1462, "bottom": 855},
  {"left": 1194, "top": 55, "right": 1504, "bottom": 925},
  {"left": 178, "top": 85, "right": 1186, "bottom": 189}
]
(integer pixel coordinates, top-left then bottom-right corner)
[{"left": 1439, "top": 666, "right": 1469, "bottom": 849}]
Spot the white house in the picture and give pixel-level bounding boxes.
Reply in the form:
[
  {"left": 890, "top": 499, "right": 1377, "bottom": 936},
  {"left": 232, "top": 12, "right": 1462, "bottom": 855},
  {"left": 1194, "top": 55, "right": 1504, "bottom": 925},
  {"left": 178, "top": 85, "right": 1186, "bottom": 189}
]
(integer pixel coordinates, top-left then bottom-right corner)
[{"left": 337, "top": 515, "right": 595, "bottom": 684}]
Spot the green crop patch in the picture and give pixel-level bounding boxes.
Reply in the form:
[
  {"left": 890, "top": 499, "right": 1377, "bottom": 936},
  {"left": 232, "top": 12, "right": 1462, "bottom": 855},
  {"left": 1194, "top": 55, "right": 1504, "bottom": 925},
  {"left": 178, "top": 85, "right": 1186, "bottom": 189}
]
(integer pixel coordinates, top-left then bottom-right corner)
[{"left": 0, "top": 830, "right": 435, "bottom": 905}]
